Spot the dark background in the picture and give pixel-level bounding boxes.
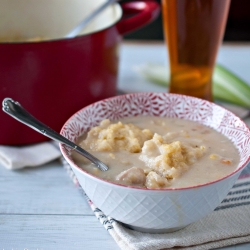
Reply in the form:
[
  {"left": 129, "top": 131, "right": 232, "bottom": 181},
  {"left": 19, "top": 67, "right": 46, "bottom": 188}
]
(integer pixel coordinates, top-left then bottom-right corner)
[{"left": 123, "top": 0, "right": 250, "bottom": 41}]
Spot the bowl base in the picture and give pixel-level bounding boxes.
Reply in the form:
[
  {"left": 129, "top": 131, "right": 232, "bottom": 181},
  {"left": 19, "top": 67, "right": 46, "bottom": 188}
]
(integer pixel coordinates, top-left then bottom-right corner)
[{"left": 121, "top": 222, "right": 187, "bottom": 234}]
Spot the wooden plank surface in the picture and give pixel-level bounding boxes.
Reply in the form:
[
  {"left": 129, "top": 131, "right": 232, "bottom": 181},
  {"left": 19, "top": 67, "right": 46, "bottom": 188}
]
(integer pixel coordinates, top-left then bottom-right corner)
[
  {"left": 0, "top": 215, "right": 119, "bottom": 250},
  {"left": 0, "top": 160, "right": 120, "bottom": 250},
  {"left": 0, "top": 160, "right": 92, "bottom": 215}
]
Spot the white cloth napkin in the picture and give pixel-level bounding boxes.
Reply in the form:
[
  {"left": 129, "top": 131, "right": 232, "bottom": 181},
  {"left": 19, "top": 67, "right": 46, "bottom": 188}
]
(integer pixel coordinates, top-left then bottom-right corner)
[{"left": 0, "top": 141, "right": 61, "bottom": 170}]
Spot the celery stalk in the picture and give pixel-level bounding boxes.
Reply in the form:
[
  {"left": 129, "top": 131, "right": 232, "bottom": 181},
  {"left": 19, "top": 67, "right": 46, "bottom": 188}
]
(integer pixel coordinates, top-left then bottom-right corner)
[
  {"left": 135, "top": 63, "right": 250, "bottom": 108},
  {"left": 213, "top": 65, "right": 250, "bottom": 107},
  {"left": 135, "top": 64, "right": 170, "bottom": 87}
]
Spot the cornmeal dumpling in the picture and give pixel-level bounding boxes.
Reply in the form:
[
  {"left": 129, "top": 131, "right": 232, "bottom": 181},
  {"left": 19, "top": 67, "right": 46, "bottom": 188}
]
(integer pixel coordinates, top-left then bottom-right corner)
[
  {"left": 145, "top": 171, "right": 170, "bottom": 189},
  {"left": 140, "top": 133, "right": 206, "bottom": 180},
  {"left": 81, "top": 119, "right": 153, "bottom": 153}
]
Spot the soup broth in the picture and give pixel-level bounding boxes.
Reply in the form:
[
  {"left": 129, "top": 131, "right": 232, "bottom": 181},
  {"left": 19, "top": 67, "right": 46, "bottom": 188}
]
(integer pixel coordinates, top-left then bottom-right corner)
[{"left": 72, "top": 116, "right": 239, "bottom": 188}]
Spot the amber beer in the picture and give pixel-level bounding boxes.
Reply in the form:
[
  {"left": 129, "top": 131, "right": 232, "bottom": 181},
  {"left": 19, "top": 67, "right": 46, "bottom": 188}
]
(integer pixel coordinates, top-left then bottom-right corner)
[{"left": 162, "top": 0, "right": 230, "bottom": 100}]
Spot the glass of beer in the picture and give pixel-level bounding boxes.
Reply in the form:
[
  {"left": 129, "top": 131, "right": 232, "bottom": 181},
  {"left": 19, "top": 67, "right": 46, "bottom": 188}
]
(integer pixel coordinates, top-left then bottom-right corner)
[{"left": 161, "top": 0, "right": 231, "bottom": 101}]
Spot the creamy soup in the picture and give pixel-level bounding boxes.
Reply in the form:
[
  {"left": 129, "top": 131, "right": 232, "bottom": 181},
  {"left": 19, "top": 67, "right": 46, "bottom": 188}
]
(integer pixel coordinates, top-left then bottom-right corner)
[{"left": 72, "top": 116, "right": 239, "bottom": 188}]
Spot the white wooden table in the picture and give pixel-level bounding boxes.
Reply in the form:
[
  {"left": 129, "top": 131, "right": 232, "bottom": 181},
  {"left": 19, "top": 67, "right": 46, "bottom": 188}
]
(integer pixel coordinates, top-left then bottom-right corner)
[{"left": 0, "top": 42, "right": 250, "bottom": 250}]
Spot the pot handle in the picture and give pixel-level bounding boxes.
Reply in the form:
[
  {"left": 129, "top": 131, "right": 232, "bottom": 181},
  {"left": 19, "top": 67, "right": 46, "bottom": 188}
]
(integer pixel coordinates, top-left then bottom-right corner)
[{"left": 117, "top": 1, "right": 160, "bottom": 35}]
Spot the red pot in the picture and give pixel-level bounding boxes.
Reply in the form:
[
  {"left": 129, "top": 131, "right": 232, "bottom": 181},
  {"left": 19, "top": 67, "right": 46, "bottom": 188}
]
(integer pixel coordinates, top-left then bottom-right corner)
[{"left": 0, "top": 1, "right": 159, "bottom": 145}]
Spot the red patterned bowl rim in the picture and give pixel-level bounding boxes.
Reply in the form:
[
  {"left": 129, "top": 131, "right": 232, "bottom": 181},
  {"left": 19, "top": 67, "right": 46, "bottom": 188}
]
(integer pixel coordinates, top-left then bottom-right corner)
[{"left": 60, "top": 92, "right": 250, "bottom": 191}]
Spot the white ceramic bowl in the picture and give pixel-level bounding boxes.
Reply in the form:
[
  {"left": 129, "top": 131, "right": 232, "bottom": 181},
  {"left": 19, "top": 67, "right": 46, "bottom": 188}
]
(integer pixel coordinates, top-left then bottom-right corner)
[{"left": 60, "top": 93, "right": 250, "bottom": 233}]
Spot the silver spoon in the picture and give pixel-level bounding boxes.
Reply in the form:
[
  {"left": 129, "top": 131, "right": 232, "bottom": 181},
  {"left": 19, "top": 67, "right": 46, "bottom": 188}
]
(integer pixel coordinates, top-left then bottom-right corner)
[
  {"left": 65, "top": 0, "right": 117, "bottom": 39},
  {"left": 2, "top": 98, "right": 108, "bottom": 171}
]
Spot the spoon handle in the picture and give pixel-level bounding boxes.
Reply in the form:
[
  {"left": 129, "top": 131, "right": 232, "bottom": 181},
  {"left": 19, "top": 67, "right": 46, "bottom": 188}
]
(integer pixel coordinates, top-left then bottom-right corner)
[
  {"left": 65, "top": 0, "right": 117, "bottom": 38},
  {"left": 2, "top": 98, "right": 108, "bottom": 171}
]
